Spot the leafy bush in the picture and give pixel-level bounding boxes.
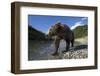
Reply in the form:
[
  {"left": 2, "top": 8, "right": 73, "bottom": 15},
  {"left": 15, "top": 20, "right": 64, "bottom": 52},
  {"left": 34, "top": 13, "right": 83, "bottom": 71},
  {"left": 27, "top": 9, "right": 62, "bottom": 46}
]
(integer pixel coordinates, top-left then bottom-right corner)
[{"left": 73, "top": 25, "right": 87, "bottom": 39}]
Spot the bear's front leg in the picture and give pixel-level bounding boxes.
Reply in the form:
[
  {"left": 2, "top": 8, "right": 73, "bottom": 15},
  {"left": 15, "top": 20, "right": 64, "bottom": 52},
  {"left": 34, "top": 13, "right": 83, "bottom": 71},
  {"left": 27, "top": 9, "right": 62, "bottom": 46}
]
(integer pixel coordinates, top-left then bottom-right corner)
[{"left": 52, "top": 38, "right": 60, "bottom": 56}]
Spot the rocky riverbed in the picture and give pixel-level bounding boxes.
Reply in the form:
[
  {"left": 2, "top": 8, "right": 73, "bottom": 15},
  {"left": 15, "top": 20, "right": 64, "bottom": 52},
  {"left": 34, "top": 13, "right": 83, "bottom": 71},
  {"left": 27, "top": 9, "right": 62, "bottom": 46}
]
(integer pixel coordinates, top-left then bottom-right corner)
[{"left": 28, "top": 37, "right": 88, "bottom": 60}]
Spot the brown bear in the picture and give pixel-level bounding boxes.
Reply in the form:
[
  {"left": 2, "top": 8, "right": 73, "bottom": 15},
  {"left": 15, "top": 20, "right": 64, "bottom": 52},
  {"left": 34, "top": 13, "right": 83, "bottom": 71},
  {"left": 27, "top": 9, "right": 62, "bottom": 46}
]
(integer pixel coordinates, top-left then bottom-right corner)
[{"left": 47, "top": 22, "right": 74, "bottom": 55}]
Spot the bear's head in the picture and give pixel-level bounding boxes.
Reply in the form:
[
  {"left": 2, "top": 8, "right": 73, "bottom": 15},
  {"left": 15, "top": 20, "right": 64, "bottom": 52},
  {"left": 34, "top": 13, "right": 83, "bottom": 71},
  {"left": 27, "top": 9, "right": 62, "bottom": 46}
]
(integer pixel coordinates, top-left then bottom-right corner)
[{"left": 47, "top": 22, "right": 62, "bottom": 37}]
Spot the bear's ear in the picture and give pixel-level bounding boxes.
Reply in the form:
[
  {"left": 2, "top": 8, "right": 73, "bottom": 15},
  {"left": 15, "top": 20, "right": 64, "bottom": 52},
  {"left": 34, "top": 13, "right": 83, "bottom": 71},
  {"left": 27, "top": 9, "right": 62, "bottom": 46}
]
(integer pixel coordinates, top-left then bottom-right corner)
[{"left": 56, "top": 22, "right": 61, "bottom": 28}]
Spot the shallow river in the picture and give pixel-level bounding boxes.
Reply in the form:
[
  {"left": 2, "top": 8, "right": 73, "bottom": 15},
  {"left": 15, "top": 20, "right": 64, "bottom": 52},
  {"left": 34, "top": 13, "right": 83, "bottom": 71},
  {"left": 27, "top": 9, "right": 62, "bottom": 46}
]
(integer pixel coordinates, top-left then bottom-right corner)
[{"left": 28, "top": 39, "right": 87, "bottom": 60}]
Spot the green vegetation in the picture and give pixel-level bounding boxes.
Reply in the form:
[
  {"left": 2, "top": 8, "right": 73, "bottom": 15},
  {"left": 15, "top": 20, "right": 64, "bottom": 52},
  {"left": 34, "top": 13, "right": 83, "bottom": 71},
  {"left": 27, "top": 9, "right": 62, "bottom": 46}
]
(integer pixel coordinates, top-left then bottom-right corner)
[
  {"left": 28, "top": 25, "right": 45, "bottom": 40},
  {"left": 73, "top": 25, "right": 88, "bottom": 39}
]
